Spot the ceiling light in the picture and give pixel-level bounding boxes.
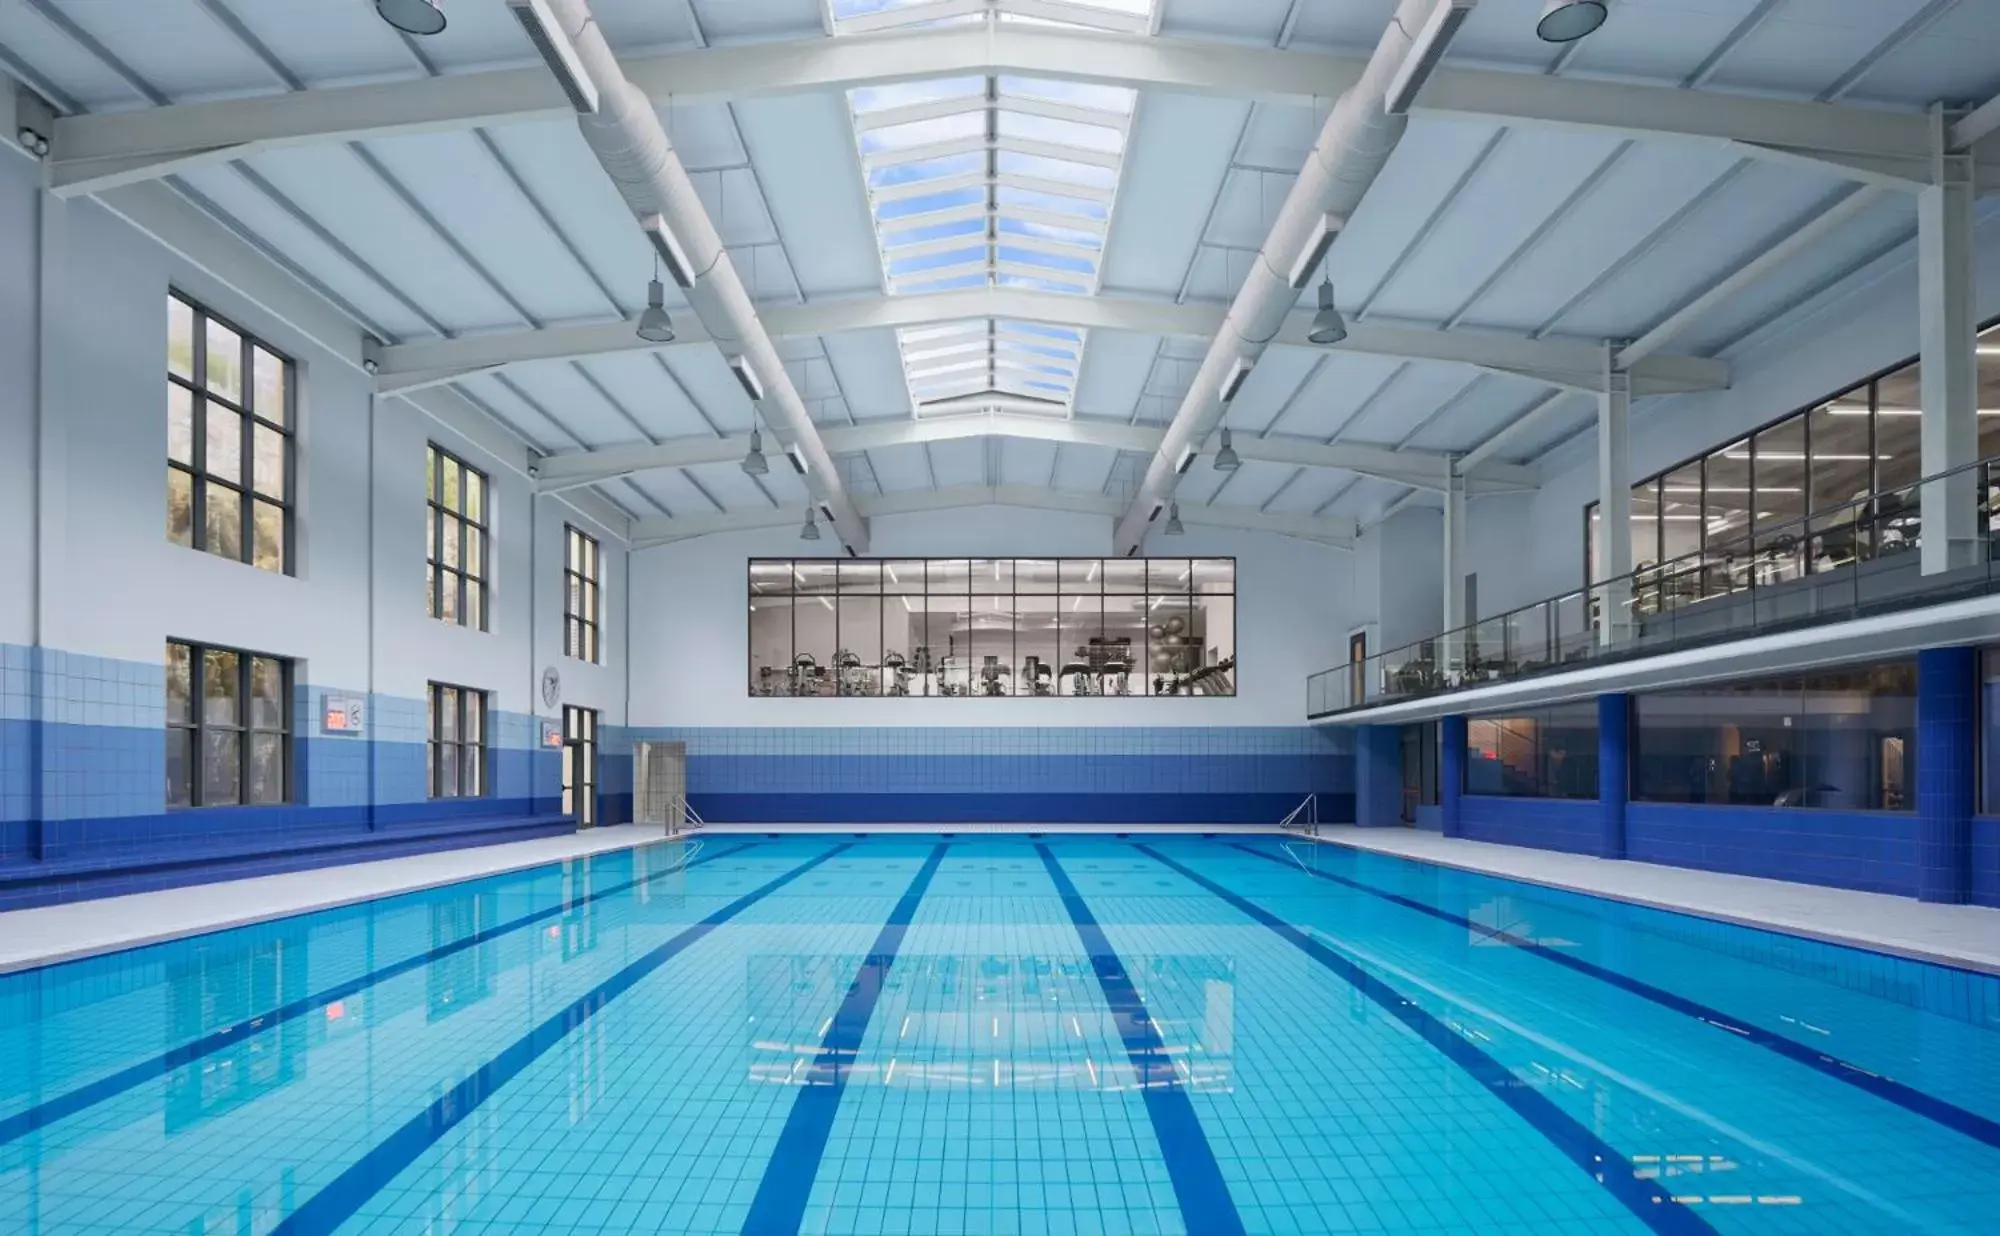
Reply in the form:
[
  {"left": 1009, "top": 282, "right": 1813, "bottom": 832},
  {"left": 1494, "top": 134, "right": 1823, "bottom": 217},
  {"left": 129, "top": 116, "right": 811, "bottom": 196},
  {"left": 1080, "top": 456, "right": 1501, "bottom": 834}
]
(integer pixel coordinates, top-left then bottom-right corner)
[
  {"left": 1164, "top": 502, "right": 1185, "bottom": 537},
  {"left": 800, "top": 508, "right": 821, "bottom": 542},
  {"left": 377, "top": 0, "right": 446, "bottom": 35},
  {"left": 729, "top": 356, "right": 765, "bottom": 403},
  {"left": 1386, "top": 0, "right": 1476, "bottom": 117},
  {"left": 1221, "top": 359, "right": 1253, "bottom": 403},
  {"left": 508, "top": 0, "right": 597, "bottom": 113},
  {"left": 635, "top": 278, "right": 675, "bottom": 343},
  {"left": 1308, "top": 280, "right": 1347, "bottom": 346},
  {"left": 1175, "top": 445, "right": 1198, "bottom": 475},
  {"left": 786, "top": 447, "right": 809, "bottom": 476},
  {"left": 640, "top": 214, "right": 695, "bottom": 289},
  {"left": 1213, "top": 428, "right": 1241, "bottom": 472},
  {"left": 1537, "top": 0, "right": 1607, "bottom": 43},
  {"left": 741, "top": 428, "right": 769, "bottom": 476},
  {"left": 1288, "top": 215, "right": 1344, "bottom": 289}
]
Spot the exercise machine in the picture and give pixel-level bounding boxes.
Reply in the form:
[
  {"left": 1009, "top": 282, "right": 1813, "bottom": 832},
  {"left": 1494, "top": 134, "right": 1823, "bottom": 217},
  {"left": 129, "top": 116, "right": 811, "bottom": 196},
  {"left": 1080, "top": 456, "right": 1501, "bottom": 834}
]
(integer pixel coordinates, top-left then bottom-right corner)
[{"left": 883, "top": 650, "right": 911, "bottom": 696}]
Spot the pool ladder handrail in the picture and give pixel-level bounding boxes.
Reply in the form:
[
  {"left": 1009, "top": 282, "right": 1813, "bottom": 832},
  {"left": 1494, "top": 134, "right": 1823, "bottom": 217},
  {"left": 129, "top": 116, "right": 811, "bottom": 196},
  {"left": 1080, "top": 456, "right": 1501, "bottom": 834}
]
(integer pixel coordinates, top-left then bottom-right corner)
[
  {"left": 1279, "top": 793, "right": 1319, "bottom": 837},
  {"left": 655, "top": 838, "right": 704, "bottom": 873}
]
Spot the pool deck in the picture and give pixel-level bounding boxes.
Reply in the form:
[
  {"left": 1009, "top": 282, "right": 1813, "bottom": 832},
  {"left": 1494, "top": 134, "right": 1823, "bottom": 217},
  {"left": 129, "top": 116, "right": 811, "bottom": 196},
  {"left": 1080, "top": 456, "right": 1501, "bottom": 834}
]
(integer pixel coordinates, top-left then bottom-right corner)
[
  {"left": 1307, "top": 825, "right": 2000, "bottom": 975},
  {"left": 3, "top": 821, "right": 1998, "bottom": 976}
]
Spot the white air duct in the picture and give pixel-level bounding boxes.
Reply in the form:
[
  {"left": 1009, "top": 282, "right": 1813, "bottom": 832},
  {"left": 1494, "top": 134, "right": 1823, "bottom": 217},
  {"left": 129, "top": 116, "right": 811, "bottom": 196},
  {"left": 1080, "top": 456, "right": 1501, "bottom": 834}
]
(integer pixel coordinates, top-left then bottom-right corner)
[
  {"left": 529, "top": 0, "right": 869, "bottom": 551},
  {"left": 1112, "top": 0, "right": 1461, "bottom": 553}
]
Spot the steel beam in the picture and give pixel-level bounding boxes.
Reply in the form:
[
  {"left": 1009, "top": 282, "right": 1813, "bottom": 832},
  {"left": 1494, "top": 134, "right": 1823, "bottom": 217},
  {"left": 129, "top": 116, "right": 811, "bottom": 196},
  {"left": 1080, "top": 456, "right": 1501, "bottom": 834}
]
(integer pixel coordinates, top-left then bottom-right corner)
[
  {"left": 375, "top": 288, "right": 1727, "bottom": 396},
  {"left": 629, "top": 483, "right": 1357, "bottom": 549},
  {"left": 47, "top": 26, "right": 1941, "bottom": 197}
]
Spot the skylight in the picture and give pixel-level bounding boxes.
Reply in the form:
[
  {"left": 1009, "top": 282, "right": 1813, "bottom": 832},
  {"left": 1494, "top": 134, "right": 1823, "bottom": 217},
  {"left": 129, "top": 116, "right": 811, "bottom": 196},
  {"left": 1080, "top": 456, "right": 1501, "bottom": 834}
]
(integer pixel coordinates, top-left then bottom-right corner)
[
  {"left": 830, "top": 0, "right": 1157, "bottom": 37},
  {"left": 845, "top": 70, "right": 1138, "bottom": 417}
]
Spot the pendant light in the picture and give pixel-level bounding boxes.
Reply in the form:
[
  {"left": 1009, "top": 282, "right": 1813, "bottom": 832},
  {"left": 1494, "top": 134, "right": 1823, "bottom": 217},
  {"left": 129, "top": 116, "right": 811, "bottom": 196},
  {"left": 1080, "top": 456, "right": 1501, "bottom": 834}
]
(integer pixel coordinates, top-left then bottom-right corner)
[
  {"left": 1164, "top": 502, "right": 1185, "bottom": 536},
  {"left": 800, "top": 508, "right": 821, "bottom": 541},
  {"left": 377, "top": 0, "right": 446, "bottom": 36},
  {"left": 1213, "top": 428, "right": 1241, "bottom": 472},
  {"left": 1537, "top": 0, "right": 1608, "bottom": 43},
  {"left": 635, "top": 266, "right": 675, "bottom": 343},
  {"left": 741, "top": 428, "right": 769, "bottom": 476},
  {"left": 1307, "top": 278, "right": 1347, "bottom": 346}
]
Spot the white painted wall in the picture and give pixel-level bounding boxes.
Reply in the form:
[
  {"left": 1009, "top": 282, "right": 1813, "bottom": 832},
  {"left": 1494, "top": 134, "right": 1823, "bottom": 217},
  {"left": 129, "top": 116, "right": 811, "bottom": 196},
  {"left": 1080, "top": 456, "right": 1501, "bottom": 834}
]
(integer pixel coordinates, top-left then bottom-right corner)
[
  {"left": 627, "top": 506, "right": 1354, "bottom": 726},
  {"left": 3, "top": 173, "right": 628, "bottom": 726},
  {"left": 1351, "top": 506, "right": 1444, "bottom": 655}
]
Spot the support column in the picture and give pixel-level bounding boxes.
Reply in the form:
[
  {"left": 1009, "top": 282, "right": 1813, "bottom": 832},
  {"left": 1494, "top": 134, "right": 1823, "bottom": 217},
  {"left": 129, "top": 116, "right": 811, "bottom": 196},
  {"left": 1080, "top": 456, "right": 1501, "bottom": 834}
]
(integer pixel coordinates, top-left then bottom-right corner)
[
  {"left": 1354, "top": 725, "right": 1403, "bottom": 828},
  {"left": 1440, "top": 714, "right": 1467, "bottom": 839},
  {"left": 1919, "top": 105, "right": 1980, "bottom": 576},
  {"left": 1916, "top": 646, "right": 1975, "bottom": 904},
  {"left": 1597, "top": 693, "right": 1629, "bottom": 860},
  {"left": 1440, "top": 461, "right": 1466, "bottom": 680},
  {"left": 1596, "top": 343, "right": 1633, "bottom": 647}
]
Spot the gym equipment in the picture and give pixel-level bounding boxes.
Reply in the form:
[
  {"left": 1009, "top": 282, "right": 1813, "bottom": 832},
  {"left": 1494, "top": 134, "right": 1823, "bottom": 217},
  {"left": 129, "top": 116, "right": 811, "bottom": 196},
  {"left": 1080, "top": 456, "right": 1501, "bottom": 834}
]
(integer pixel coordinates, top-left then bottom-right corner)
[
  {"left": 1022, "top": 656, "right": 1054, "bottom": 696},
  {"left": 1163, "top": 615, "right": 1187, "bottom": 637},
  {"left": 834, "top": 649, "right": 871, "bottom": 697},
  {"left": 789, "top": 652, "right": 825, "bottom": 697},
  {"left": 977, "top": 655, "right": 1010, "bottom": 696},
  {"left": 883, "top": 651, "right": 911, "bottom": 696}
]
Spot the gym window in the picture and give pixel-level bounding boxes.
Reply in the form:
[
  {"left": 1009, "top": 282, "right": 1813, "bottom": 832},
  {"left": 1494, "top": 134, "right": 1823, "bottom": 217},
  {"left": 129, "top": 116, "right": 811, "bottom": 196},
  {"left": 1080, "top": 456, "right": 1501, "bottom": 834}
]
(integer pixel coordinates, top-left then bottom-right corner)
[
  {"left": 166, "top": 640, "right": 291, "bottom": 808},
  {"left": 427, "top": 444, "right": 489, "bottom": 629},
  {"left": 565, "top": 525, "right": 601, "bottom": 664},
  {"left": 427, "top": 682, "right": 489, "bottom": 798},
  {"left": 167, "top": 294, "right": 294, "bottom": 573}
]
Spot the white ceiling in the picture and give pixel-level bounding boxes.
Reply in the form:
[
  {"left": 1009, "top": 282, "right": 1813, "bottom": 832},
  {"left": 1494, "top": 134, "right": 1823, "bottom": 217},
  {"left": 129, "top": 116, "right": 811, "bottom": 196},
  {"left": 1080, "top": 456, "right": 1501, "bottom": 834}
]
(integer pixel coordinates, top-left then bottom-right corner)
[{"left": 3, "top": 0, "right": 1996, "bottom": 534}]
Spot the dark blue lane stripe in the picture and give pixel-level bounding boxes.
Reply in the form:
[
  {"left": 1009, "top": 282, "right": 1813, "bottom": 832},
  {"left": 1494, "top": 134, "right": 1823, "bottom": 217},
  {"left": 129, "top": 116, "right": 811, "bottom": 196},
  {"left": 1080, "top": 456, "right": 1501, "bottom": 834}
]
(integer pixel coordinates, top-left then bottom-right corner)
[
  {"left": 1230, "top": 839, "right": 2000, "bottom": 1154},
  {"left": 0, "top": 839, "right": 759, "bottom": 1148},
  {"left": 272, "top": 843, "right": 854, "bottom": 1236},
  {"left": 1134, "top": 843, "right": 1716, "bottom": 1236},
  {"left": 1035, "top": 844, "right": 1246, "bottom": 1236},
  {"left": 742, "top": 842, "right": 951, "bottom": 1234}
]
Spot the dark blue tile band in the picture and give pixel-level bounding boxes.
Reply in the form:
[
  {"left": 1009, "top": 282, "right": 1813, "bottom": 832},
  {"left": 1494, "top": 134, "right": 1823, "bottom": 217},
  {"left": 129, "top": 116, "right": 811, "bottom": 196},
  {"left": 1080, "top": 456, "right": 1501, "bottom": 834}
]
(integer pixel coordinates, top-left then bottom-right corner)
[
  {"left": 1035, "top": 843, "right": 1246, "bottom": 1236},
  {"left": 742, "top": 842, "right": 951, "bottom": 1234},
  {"left": 0, "top": 839, "right": 760, "bottom": 1149},
  {"left": 271, "top": 843, "right": 855, "bottom": 1236},
  {"left": 1227, "top": 840, "right": 2000, "bottom": 1155},
  {"left": 1133, "top": 843, "right": 1717, "bottom": 1236}
]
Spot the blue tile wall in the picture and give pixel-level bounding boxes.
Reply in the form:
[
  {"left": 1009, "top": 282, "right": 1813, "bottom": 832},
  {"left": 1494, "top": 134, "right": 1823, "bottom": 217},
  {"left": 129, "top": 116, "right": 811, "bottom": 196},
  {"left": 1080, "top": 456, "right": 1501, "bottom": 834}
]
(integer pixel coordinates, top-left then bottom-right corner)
[
  {"left": 0, "top": 643, "right": 570, "bottom": 897},
  {"left": 1458, "top": 795, "right": 1604, "bottom": 855},
  {"left": 1627, "top": 803, "right": 1920, "bottom": 898},
  {"left": 624, "top": 726, "right": 1353, "bottom": 825}
]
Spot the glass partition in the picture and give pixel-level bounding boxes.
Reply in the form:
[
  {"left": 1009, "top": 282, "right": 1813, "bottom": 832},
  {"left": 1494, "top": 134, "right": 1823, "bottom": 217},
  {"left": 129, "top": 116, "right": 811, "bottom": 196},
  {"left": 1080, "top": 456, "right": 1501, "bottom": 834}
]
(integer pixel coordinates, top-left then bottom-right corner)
[
  {"left": 1465, "top": 702, "right": 1598, "bottom": 799},
  {"left": 749, "top": 558, "right": 1235, "bottom": 697}
]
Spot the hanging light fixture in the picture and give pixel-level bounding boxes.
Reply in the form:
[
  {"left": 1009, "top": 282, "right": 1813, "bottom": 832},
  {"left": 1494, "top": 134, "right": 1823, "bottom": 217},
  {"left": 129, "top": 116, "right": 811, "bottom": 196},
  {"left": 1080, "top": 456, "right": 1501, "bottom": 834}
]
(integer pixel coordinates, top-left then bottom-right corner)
[
  {"left": 376, "top": 0, "right": 447, "bottom": 36},
  {"left": 1213, "top": 428, "right": 1241, "bottom": 472},
  {"left": 1164, "top": 502, "right": 1185, "bottom": 536},
  {"left": 635, "top": 277, "right": 675, "bottom": 344},
  {"left": 1536, "top": 0, "right": 1607, "bottom": 42},
  {"left": 741, "top": 428, "right": 769, "bottom": 476},
  {"left": 1307, "top": 279, "right": 1347, "bottom": 346},
  {"left": 800, "top": 508, "right": 821, "bottom": 541}
]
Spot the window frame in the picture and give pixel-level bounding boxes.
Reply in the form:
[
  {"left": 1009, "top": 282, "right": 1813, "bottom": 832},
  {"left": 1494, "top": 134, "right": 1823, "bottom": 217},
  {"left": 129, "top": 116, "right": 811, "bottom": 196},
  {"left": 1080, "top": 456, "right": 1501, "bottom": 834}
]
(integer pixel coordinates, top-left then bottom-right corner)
[
  {"left": 427, "top": 681, "right": 490, "bottom": 799},
  {"left": 167, "top": 292, "right": 296, "bottom": 574},
  {"left": 564, "top": 524, "right": 602, "bottom": 664},
  {"left": 426, "top": 444, "right": 491, "bottom": 631},
  {"left": 166, "top": 638, "right": 293, "bottom": 809}
]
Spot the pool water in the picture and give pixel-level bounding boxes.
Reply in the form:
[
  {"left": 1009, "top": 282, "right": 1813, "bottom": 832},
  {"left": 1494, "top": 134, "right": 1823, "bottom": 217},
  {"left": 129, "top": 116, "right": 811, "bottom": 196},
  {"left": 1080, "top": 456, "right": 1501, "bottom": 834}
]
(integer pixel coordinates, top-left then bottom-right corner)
[{"left": 2, "top": 833, "right": 1998, "bottom": 1235}]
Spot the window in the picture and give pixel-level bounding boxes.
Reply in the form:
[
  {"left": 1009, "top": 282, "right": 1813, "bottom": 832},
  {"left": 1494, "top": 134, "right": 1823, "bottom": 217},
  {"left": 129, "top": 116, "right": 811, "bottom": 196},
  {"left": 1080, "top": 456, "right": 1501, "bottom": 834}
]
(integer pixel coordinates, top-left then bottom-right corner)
[
  {"left": 1465, "top": 703, "right": 1598, "bottom": 800},
  {"left": 565, "top": 525, "right": 601, "bottom": 663},
  {"left": 1633, "top": 662, "right": 1916, "bottom": 809},
  {"left": 427, "top": 682, "right": 488, "bottom": 798},
  {"left": 564, "top": 705, "right": 598, "bottom": 826},
  {"left": 167, "top": 294, "right": 293, "bottom": 573},
  {"left": 427, "top": 445, "right": 488, "bottom": 629},
  {"left": 748, "top": 557, "right": 1235, "bottom": 698},
  {"left": 166, "top": 640, "right": 290, "bottom": 807}
]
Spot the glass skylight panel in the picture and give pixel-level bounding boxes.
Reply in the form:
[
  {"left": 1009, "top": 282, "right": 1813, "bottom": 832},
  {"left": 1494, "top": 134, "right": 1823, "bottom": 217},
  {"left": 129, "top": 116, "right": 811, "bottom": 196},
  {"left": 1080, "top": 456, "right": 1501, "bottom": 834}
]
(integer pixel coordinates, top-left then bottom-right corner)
[
  {"left": 843, "top": 35, "right": 1141, "bottom": 417},
  {"left": 832, "top": 0, "right": 1157, "bottom": 35}
]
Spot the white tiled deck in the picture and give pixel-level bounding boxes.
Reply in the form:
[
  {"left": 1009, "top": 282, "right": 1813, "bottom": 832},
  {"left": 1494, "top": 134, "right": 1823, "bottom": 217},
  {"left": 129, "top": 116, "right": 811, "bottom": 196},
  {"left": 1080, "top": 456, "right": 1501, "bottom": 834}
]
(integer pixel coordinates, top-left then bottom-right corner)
[
  {"left": 1307, "top": 825, "right": 2000, "bottom": 975},
  {"left": 0, "top": 824, "right": 672, "bottom": 974}
]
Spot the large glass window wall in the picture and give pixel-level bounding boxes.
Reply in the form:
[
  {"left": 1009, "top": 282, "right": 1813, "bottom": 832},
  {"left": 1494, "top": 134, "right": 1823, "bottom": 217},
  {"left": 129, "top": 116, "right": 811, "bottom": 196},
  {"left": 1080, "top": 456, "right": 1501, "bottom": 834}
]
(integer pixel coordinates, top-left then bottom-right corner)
[
  {"left": 1587, "top": 319, "right": 2000, "bottom": 591},
  {"left": 748, "top": 557, "right": 1236, "bottom": 697},
  {"left": 1632, "top": 662, "right": 1916, "bottom": 809},
  {"left": 1464, "top": 702, "right": 1598, "bottom": 799}
]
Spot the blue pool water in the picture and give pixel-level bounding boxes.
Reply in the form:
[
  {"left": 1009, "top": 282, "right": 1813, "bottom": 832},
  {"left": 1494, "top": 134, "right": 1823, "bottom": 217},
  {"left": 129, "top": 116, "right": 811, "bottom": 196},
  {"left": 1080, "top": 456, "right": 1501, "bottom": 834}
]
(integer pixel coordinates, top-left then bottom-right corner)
[{"left": 2, "top": 833, "right": 1998, "bottom": 1235}]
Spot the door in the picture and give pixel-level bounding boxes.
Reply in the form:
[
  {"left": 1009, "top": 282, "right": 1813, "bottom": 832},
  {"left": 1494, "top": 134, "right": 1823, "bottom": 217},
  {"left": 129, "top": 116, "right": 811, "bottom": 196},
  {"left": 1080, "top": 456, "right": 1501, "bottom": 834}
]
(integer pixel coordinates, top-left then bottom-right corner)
[
  {"left": 564, "top": 705, "right": 599, "bottom": 827},
  {"left": 1347, "top": 631, "right": 1367, "bottom": 707}
]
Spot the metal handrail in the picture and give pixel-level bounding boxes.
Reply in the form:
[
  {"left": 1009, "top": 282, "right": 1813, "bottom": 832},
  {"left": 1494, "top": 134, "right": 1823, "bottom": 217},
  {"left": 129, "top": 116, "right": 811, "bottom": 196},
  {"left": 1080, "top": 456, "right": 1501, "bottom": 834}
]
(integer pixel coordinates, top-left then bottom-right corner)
[
  {"left": 1309, "top": 450, "right": 2000, "bottom": 716},
  {"left": 1279, "top": 793, "right": 1319, "bottom": 837}
]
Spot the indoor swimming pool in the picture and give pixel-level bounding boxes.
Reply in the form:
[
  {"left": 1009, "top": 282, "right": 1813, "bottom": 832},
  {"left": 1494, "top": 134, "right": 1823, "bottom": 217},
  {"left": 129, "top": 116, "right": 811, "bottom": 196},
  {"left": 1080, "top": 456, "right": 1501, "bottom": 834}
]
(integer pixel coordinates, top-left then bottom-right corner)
[{"left": 2, "top": 833, "right": 1997, "bottom": 1235}]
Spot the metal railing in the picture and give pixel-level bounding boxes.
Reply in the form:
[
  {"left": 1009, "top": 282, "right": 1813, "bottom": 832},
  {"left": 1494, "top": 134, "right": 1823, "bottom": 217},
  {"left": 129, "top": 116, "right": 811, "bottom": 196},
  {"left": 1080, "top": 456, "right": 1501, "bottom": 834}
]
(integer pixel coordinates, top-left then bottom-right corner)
[{"left": 1309, "top": 454, "right": 2000, "bottom": 718}]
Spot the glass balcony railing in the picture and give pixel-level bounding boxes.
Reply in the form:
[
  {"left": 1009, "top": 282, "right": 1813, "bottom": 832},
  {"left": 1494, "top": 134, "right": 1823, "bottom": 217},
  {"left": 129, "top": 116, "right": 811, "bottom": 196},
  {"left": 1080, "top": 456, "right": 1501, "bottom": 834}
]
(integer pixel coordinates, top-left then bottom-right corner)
[{"left": 1307, "top": 454, "right": 2000, "bottom": 719}]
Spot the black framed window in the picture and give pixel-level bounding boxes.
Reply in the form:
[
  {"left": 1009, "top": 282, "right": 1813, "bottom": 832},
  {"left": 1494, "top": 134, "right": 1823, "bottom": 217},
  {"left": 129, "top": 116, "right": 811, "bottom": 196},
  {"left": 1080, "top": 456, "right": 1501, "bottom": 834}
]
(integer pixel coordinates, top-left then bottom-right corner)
[
  {"left": 1465, "top": 702, "right": 1599, "bottom": 800},
  {"left": 167, "top": 294, "right": 294, "bottom": 573},
  {"left": 166, "top": 640, "right": 290, "bottom": 807},
  {"left": 565, "top": 525, "right": 601, "bottom": 663},
  {"left": 747, "top": 557, "right": 1236, "bottom": 698},
  {"left": 427, "top": 445, "right": 489, "bottom": 629},
  {"left": 427, "top": 682, "right": 488, "bottom": 798}
]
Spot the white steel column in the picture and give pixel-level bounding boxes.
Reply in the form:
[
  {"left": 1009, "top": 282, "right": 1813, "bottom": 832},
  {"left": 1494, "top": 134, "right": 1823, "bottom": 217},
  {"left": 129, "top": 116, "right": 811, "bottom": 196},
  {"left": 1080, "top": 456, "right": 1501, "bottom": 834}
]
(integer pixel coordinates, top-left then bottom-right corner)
[
  {"left": 1440, "top": 462, "right": 1467, "bottom": 680},
  {"left": 1596, "top": 343, "right": 1633, "bottom": 647},
  {"left": 1919, "top": 105, "right": 1980, "bottom": 576}
]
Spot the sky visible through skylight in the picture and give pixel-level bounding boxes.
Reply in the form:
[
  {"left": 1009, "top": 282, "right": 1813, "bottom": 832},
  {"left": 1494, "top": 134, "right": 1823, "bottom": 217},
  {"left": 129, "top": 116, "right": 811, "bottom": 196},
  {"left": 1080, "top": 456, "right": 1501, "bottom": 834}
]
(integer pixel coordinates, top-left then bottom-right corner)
[{"left": 841, "top": 42, "right": 1141, "bottom": 417}]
